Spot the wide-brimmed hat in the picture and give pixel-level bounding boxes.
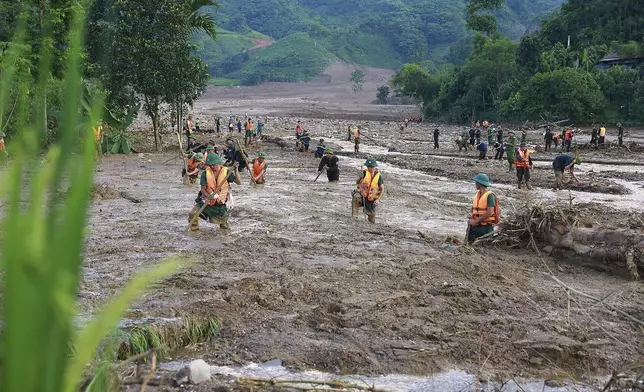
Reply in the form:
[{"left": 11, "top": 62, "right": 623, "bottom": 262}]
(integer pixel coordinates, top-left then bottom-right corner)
[
  {"left": 205, "top": 154, "right": 223, "bottom": 166},
  {"left": 473, "top": 173, "right": 490, "bottom": 187},
  {"left": 365, "top": 157, "right": 378, "bottom": 168}
]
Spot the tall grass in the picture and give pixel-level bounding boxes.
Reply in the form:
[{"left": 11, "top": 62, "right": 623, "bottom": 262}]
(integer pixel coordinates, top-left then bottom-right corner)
[{"left": 0, "top": 3, "right": 180, "bottom": 392}]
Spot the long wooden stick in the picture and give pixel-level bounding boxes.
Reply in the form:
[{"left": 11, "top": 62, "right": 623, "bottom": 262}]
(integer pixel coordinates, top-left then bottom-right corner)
[
  {"left": 176, "top": 132, "right": 189, "bottom": 185},
  {"left": 187, "top": 191, "right": 216, "bottom": 231},
  {"left": 234, "top": 138, "right": 257, "bottom": 185}
]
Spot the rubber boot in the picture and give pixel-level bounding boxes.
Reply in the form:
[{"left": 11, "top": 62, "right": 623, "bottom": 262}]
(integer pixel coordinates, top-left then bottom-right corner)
[
  {"left": 351, "top": 195, "right": 360, "bottom": 218},
  {"left": 508, "top": 162, "right": 513, "bottom": 172},
  {"left": 210, "top": 215, "right": 230, "bottom": 230},
  {"left": 517, "top": 182, "right": 522, "bottom": 190},
  {"left": 367, "top": 211, "right": 376, "bottom": 224},
  {"left": 188, "top": 207, "right": 200, "bottom": 231}
]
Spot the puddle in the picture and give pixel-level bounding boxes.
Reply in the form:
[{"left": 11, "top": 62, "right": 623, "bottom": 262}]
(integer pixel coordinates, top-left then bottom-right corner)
[{"left": 160, "top": 361, "right": 598, "bottom": 392}]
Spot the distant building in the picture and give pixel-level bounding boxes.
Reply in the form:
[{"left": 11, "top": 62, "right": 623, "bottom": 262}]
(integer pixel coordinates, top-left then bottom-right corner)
[{"left": 596, "top": 51, "right": 644, "bottom": 70}]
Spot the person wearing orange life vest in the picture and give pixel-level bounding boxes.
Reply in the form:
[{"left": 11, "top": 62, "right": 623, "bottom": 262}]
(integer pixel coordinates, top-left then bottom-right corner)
[
  {"left": 467, "top": 173, "right": 499, "bottom": 243},
  {"left": 188, "top": 154, "right": 240, "bottom": 231},
  {"left": 352, "top": 157, "right": 384, "bottom": 223},
  {"left": 0, "top": 131, "right": 7, "bottom": 164},
  {"left": 515, "top": 142, "right": 534, "bottom": 189},
  {"left": 251, "top": 152, "right": 268, "bottom": 184},
  {"left": 564, "top": 128, "right": 573, "bottom": 152},
  {"left": 183, "top": 152, "right": 204, "bottom": 184}
]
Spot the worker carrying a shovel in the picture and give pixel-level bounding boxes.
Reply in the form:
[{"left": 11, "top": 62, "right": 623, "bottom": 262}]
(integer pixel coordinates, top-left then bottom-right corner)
[
  {"left": 468, "top": 173, "right": 499, "bottom": 243},
  {"left": 188, "top": 154, "right": 240, "bottom": 231},
  {"left": 352, "top": 157, "right": 384, "bottom": 223},
  {"left": 251, "top": 152, "right": 268, "bottom": 184},
  {"left": 317, "top": 147, "right": 340, "bottom": 182}
]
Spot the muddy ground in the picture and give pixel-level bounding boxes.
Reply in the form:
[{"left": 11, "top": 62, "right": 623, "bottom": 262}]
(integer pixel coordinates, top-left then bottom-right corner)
[{"left": 83, "top": 76, "right": 644, "bottom": 391}]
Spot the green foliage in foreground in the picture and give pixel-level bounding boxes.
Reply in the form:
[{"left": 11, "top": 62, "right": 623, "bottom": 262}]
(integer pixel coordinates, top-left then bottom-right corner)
[{"left": 0, "top": 3, "right": 182, "bottom": 392}]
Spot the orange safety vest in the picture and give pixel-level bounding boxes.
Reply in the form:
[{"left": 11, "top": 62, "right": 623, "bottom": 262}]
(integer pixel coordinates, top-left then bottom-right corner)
[
  {"left": 253, "top": 159, "right": 266, "bottom": 178},
  {"left": 471, "top": 190, "right": 499, "bottom": 226},
  {"left": 515, "top": 149, "right": 530, "bottom": 168},
  {"left": 93, "top": 124, "right": 103, "bottom": 143},
  {"left": 204, "top": 167, "right": 229, "bottom": 205},
  {"left": 358, "top": 170, "right": 381, "bottom": 201},
  {"left": 599, "top": 127, "right": 606, "bottom": 137},
  {"left": 565, "top": 129, "right": 573, "bottom": 141},
  {"left": 187, "top": 157, "right": 199, "bottom": 172}
]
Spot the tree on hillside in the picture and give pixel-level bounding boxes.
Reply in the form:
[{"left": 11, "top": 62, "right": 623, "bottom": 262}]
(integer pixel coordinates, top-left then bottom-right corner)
[
  {"left": 465, "top": 0, "right": 505, "bottom": 36},
  {"left": 105, "top": 0, "right": 210, "bottom": 150},
  {"left": 350, "top": 69, "right": 365, "bottom": 92},
  {"left": 376, "top": 85, "right": 390, "bottom": 104}
]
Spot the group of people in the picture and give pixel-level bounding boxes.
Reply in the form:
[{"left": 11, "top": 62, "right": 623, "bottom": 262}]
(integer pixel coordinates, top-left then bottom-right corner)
[
  {"left": 182, "top": 115, "right": 266, "bottom": 146},
  {"left": 184, "top": 137, "right": 268, "bottom": 231}
]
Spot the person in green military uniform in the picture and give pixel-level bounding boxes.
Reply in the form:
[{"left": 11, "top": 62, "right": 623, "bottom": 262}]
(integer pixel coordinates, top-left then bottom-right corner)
[
  {"left": 617, "top": 123, "right": 624, "bottom": 146},
  {"left": 352, "top": 157, "right": 384, "bottom": 223},
  {"left": 467, "top": 173, "right": 499, "bottom": 243},
  {"left": 459, "top": 129, "right": 469, "bottom": 152},
  {"left": 504, "top": 130, "right": 517, "bottom": 172},
  {"left": 487, "top": 126, "right": 494, "bottom": 146},
  {"left": 0, "top": 131, "right": 7, "bottom": 164},
  {"left": 188, "top": 154, "right": 241, "bottom": 231}
]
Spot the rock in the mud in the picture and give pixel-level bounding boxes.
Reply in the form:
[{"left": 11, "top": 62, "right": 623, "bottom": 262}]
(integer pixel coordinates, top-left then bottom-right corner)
[
  {"left": 544, "top": 379, "right": 565, "bottom": 388},
  {"left": 542, "top": 245, "right": 553, "bottom": 254},
  {"left": 175, "top": 359, "right": 212, "bottom": 385}
]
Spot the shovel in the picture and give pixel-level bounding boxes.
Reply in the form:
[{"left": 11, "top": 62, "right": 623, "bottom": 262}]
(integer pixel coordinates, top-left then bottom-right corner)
[{"left": 187, "top": 192, "right": 219, "bottom": 232}]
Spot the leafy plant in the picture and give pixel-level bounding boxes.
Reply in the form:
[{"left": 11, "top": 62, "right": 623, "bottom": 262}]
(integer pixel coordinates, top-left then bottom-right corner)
[
  {"left": 0, "top": 3, "right": 181, "bottom": 392},
  {"left": 376, "top": 85, "right": 390, "bottom": 104}
]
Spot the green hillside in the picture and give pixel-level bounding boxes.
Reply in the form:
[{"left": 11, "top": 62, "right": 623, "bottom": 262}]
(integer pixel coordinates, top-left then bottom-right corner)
[{"left": 194, "top": 0, "right": 564, "bottom": 85}]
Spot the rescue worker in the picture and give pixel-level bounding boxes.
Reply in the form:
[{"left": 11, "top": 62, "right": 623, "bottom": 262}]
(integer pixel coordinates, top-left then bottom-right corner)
[
  {"left": 433, "top": 128, "right": 440, "bottom": 149},
  {"left": 468, "top": 173, "right": 499, "bottom": 243},
  {"left": 477, "top": 141, "right": 488, "bottom": 160},
  {"left": 496, "top": 128, "right": 503, "bottom": 144},
  {"left": 244, "top": 118, "right": 253, "bottom": 146},
  {"left": 188, "top": 154, "right": 240, "bottom": 231},
  {"left": 187, "top": 136, "right": 200, "bottom": 152},
  {"left": 315, "top": 139, "right": 326, "bottom": 158},
  {"left": 256, "top": 118, "right": 264, "bottom": 138},
  {"left": 618, "top": 123, "right": 624, "bottom": 146},
  {"left": 186, "top": 116, "right": 194, "bottom": 136},
  {"left": 520, "top": 129, "right": 527, "bottom": 146},
  {"left": 564, "top": 128, "right": 573, "bottom": 152},
  {"left": 487, "top": 126, "right": 494, "bottom": 146},
  {"left": 469, "top": 127, "right": 476, "bottom": 147},
  {"left": 553, "top": 133, "right": 562, "bottom": 151},
  {"left": 93, "top": 121, "right": 104, "bottom": 158},
  {"left": 0, "top": 131, "right": 7, "bottom": 164},
  {"left": 505, "top": 131, "right": 517, "bottom": 172},
  {"left": 553, "top": 154, "right": 581, "bottom": 190},
  {"left": 352, "top": 157, "right": 384, "bottom": 223},
  {"left": 183, "top": 152, "right": 204, "bottom": 184},
  {"left": 590, "top": 127, "right": 598, "bottom": 147},
  {"left": 347, "top": 125, "right": 352, "bottom": 141},
  {"left": 300, "top": 131, "right": 311, "bottom": 152},
  {"left": 224, "top": 139, "right": 236, "bottom": 164},
  {"left": 493, "top": 141, "right": 505, "bottom": 161},
  {"left": 318, "top": 147, "right": 340, "bottom": 182},
  {"left": 460, "top": 129, "right": 469, "bottom": 152},
  {"left": 236, "top": 118, "right": 242, "bottom": 133},
  {"left": 195, "top": 119, "right": 200, "bottom": 133},
  {"left": 228, "top": 118, "right": 234, "bottom": 133},
  {"left": 515, "top": 143, "right": 533, "bottom": 189},
  {"left": 544, "top": 127, "right": 553, "bottom": 152},
  {"left": 216, "top": 116, "right": 221, "bottom": 134},
  {"left": 353, "top": 126, "right": 361, "bottom": 153},
  {"left": 475, "top": 127, "right": 481, "bottom": 145},
  {"left": 296, "top": 121, "right": 303, "bottom": 147},
  {"left": 251, "top": 152, "right": 267, "bottom": 184},
  {"left": 599, "top": 125, "right": 606, "bottom": 145}
]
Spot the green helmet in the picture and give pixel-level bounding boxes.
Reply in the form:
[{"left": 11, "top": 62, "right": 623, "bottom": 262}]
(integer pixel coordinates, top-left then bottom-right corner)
[
  {"left": 573, "top": 157, "right": 582, "bottom": 165},
  {"left": 473, "top": 173, "right": 490, "bottom": 187},
  {"left": 324, "top": 147, "right": 333, "bottom": 154},
  {"left": 205, "top": 153, "right": 223, "bottom": 166},
  {"left": 258, "top": 152, "right": 266, "bottom": 158},
  {"left": 188, "top": 152, "right": 194, "bottom": 158},
  {"left": 194, "top": 153, "right": 204, "bottom": 162},
  {"left": 365, "top": 157, "right": 378, "bottom": 168},
  {"left": 0, "top": 131, "right": 5, "bottom": 137},
  {"left": 206, "top": 145, "right": 215, "bottom": 151}
]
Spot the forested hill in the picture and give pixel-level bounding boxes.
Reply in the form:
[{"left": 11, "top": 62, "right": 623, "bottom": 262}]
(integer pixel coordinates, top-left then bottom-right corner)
[{"left": 195, "top": 0, "right": 563, "bottom": 85}]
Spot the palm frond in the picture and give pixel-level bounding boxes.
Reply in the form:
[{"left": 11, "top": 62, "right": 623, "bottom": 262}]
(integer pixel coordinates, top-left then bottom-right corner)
[{"left": 188, "top": 0, "right": 217, "bottom": 39}]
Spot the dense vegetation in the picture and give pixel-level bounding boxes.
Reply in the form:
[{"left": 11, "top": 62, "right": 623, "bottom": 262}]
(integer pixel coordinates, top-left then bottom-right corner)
[
  {"left": 392, "top": 0, "right": 644, "bottom": 124},
  {"left": 194, "top": 0, "right": 563, "bottom": 84},
  {"left": 0, "top": 0, "right": 214, "bottom": 149}
]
